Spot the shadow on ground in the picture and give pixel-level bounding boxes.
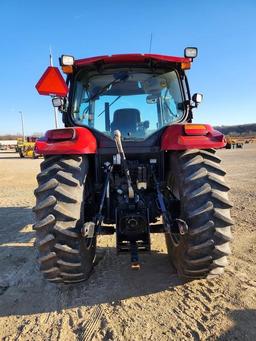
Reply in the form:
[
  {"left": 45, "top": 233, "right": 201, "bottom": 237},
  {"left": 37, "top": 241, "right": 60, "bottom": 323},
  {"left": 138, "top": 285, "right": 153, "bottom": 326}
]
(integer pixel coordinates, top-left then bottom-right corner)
[
  {"left": 0, "top": 207, "right": 183, "bottom": 317},
  {"left": 218, "top": 309, "right": 256, "bottom": 341},
  {"left": 0, "top": 207, "right": 34, "bottom": 243}
]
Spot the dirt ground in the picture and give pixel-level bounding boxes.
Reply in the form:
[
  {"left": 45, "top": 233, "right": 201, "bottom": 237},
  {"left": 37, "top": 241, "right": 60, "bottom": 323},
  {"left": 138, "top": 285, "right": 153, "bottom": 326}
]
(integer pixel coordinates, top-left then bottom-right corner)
[{"left": 0, "top": 145, "right": 256, "bottom": 341}]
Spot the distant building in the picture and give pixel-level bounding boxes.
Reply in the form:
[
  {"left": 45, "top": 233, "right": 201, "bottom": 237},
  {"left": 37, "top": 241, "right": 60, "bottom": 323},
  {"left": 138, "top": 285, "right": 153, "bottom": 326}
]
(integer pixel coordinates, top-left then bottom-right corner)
[
  {"left": 0, "top": 140, "right": 17, "bottom": 150},
  {"left": 0, "top": 140, "right": 17, "bottom": 146}
]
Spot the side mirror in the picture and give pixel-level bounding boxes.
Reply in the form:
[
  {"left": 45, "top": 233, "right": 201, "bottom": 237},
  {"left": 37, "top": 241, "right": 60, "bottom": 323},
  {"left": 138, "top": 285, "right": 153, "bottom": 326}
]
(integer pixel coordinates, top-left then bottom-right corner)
[
  {"left": 192, "top": 93, "right": 203, "bottom": 106},
  {"left": 52, "top": 97, "right": 63, "bottom": 108}
]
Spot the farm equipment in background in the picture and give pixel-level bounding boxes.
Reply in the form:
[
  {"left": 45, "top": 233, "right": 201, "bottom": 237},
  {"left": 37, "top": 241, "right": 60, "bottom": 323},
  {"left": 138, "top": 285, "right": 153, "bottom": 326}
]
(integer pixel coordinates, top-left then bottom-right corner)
[
  {"left": 225, "top": 136, "right": 244, "bottom": 149},
  {"left": 33, "top": 48, "right": 233, "bottom": 284},
  {"left": 0, "top": 143, "right": 8, "bottom": 151},
  {"left": 0, "top": 141, "right": 16, "bottom": 150},
  {"left": 17, "top": 136, "right": 41, "bottom": 158}
]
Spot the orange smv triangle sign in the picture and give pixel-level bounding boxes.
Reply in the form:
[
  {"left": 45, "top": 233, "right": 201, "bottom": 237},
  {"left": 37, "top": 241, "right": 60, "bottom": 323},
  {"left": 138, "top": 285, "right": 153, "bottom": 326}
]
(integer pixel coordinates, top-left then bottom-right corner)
[{"left": 35, "top": 66, "right": 68, "bottom": 97}]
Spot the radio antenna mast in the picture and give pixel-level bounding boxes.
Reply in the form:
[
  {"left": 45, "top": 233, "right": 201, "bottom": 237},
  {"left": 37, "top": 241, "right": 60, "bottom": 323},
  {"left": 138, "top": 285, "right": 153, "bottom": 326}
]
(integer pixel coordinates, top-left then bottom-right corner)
[
  {"left": 149, "top": 33, "right": 153, "bottom": 53},
  {"left": 49, "top": 45, "right": 53, "bottom": 67}
]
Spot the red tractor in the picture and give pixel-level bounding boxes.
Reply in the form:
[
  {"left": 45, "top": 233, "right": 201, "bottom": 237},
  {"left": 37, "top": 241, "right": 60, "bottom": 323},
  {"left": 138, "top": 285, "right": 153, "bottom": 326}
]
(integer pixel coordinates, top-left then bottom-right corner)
[{"left": 34, "top": 48, "right": 233, "bottom": 284}]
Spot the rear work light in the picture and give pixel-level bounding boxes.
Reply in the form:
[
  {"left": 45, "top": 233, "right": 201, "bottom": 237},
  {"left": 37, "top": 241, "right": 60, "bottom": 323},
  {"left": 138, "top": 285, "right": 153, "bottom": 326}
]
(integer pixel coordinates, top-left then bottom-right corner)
[
  {"left": 184, "top": 47, "right": 198, "bottom": 59},
  {"left": 46, "top": 128, "right": 76, "bottom": 141},
  {"left": 184, "top": 124, "right": 208, "bottom": 136},
  {"left": 60, "top": 55, "right": 74, "bottom": 66}
]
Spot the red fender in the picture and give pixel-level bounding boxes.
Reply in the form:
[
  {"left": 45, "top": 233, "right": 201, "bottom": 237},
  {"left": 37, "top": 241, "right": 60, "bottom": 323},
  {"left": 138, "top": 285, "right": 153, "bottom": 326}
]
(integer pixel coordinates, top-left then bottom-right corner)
[
  {"left": 35, "top": 127, "right": 97, "bottom": 155},
  {"left": 161, "top": 124, "right": 226, "bottom": 150}
]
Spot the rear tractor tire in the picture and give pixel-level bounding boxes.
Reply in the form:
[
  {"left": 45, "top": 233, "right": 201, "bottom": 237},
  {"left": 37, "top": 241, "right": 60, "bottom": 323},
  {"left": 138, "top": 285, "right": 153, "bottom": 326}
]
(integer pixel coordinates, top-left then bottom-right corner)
[
  {"left": 166, "top": 149, "right": 233, "bottom": 279},
  {"left": 33, "top": 155, "right": 96, "bottom": 284}
]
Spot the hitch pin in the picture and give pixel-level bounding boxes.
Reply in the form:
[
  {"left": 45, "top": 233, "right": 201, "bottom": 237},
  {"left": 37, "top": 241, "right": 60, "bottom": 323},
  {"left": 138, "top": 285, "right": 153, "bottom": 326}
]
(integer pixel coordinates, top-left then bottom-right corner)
[{"left": 130, "top": 241, "right": 140, "bottom": 270}]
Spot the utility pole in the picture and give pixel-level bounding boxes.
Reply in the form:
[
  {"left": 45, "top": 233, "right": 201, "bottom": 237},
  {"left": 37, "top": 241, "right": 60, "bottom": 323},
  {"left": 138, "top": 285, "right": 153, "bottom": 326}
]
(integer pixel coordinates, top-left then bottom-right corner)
[
  {"left": 49, "top": 47, "right": 59, "bottom": 129},
  {"left": 19, "top": 111, "right": 25, "bottom": 141}
]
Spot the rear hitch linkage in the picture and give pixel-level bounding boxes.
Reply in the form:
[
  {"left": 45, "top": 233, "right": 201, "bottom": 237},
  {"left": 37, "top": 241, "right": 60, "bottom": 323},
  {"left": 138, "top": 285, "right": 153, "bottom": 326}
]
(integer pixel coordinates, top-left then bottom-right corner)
[
  {"left": 82, "top": 131, "right": 188, "bottom": 270},
  {"left": 81, "top": 132, "right": 141, "bottom": 270},
  {"left": 151, "top": 167, "right": 188, "bottom": 237},
  {"left": 81, "top": 162, "right": 113, "bottom": 239},
  {"left": 114, "top": 130, "right": 141, "bottom": 269}
]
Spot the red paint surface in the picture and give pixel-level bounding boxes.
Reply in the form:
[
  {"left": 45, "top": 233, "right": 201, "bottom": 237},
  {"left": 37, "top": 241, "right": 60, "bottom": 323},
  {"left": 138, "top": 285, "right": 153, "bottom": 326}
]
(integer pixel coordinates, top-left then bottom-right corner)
[
  {"left": 161, "top": 124, "right": 226, "bottom": 150},
  {"left": 35, "top": 127, "right": 97, "bottom": 155},
  {"left": 75, "top": 53, "right": 190, "bottom": 67},
  {"left": 35, "top": 67, "right": 68, "bottom": 96},
  {"left": 36, "top": 124, "right": 225, "bottom": 155}
]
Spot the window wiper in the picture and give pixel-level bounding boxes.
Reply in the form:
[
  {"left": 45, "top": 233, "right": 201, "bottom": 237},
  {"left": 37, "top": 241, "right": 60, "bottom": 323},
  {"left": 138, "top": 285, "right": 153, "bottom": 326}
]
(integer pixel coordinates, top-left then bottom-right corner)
[
  {"left": 163, "top": 88, "right": 178, "bottom": 118},
  {"left": 164, "top": 100, "right": 178, "bottom": 118},
  {"left": 85, "top": 72, "right": 128, "bottom": 103},
  {"left": 81, "top": 72, "right": 128, "bottom": 120},
  {"left": 97, "top": 95, "right": 121, "bottom": 117}
]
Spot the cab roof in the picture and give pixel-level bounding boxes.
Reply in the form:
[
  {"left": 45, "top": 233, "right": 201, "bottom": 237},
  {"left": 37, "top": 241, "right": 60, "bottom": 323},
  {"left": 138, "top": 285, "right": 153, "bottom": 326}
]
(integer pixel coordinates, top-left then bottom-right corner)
[{"left": 75, "top": 53, "right": 190, "bottom": 67}]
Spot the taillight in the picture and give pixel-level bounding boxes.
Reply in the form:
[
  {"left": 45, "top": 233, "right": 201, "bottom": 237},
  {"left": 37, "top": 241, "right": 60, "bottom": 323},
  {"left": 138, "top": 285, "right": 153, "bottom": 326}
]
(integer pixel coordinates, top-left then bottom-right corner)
[
  {"left": 46, "top": 128, "right": 75, "bottom": 141},
  {"left": 184, "top": 124, "right": 208, "bottom": 136}
]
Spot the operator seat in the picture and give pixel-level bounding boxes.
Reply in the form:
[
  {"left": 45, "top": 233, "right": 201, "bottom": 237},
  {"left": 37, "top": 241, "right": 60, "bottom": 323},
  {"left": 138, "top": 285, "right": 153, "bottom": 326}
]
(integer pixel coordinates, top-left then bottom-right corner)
[{"left": 111, "top": 108, "right": 141, "bottom": 136}]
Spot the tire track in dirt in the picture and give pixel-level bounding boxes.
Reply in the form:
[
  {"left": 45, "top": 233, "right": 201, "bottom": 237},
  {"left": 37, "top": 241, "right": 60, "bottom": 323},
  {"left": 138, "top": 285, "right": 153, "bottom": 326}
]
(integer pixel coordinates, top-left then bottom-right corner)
[
  {"left": 77, "top": 305, "right": 104, "bottom": 341},
  {"left": 85, "top": 242, "right": 225, "bottom": 340},
  {"left": 91, "top": 250, "right": 231, "bottom": 341},
  {"left": 168, "top": 279, "right": 228, "bottom": 340}
]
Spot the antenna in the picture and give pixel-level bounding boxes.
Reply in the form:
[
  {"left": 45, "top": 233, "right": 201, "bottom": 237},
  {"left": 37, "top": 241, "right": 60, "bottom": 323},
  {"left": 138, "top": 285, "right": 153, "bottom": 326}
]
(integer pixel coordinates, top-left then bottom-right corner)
[
  {"left": 149, "top": 33, "right": 153, "bottom": 53},
  {"left": 49, "top": 45, "right": 53, "bottom": 66}
]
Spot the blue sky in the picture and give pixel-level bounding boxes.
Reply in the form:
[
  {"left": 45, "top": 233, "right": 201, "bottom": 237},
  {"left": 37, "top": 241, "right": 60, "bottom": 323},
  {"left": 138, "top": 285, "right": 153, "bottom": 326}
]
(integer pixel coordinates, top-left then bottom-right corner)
[{"left": 0, "top": 0, "right": 255, "bottom": 135}]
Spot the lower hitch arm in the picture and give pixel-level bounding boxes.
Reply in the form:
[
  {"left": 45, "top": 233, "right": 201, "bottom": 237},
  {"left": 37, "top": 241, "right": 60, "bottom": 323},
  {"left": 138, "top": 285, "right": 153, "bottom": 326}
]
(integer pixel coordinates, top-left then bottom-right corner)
[
  {"left": 151, "top": 168, "right": 188, "bottom": 236},
  {"left": 81, "top": 162, "right": 112, "bottom": 238}
]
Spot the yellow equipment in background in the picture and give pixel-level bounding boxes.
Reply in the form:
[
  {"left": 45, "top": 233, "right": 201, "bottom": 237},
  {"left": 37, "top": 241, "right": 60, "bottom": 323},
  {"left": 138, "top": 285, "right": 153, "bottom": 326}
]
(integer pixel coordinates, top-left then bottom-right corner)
[
  {"left": 17, "top": 136, "right": 41, "bottom": 158},
  {"left": 225, "top": 136, "right": 244, "bottom": 149},
  {"left": 16, "top": 137, "right": 24, "bottom": 153}
]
